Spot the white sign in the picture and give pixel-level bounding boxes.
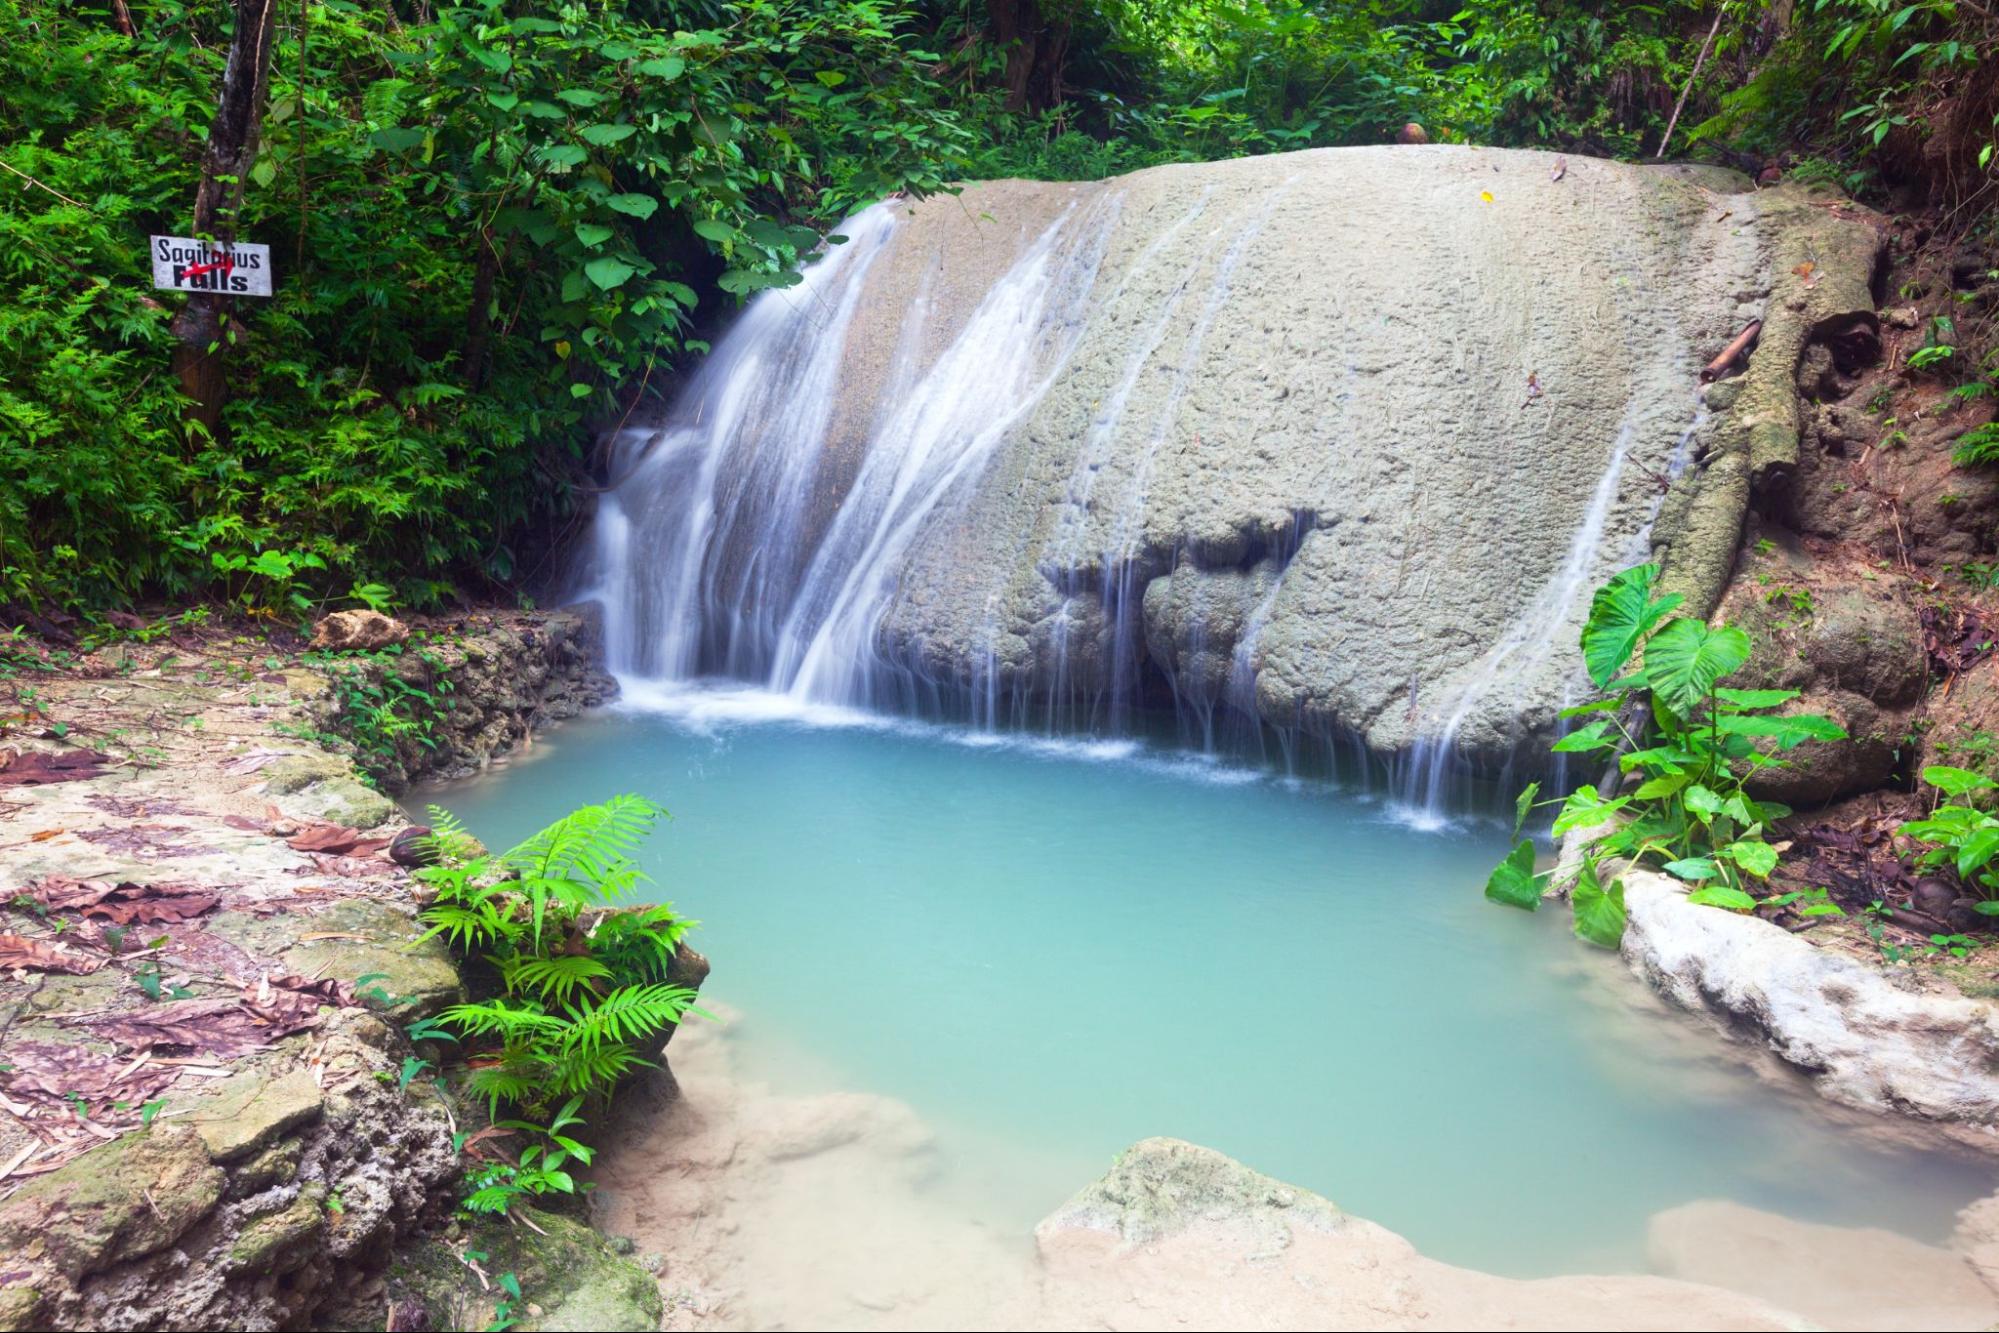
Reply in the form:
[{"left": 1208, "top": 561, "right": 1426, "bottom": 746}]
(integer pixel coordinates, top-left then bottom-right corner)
[{"left": 150, "top": 235, "right": 273, "bottom": 297}]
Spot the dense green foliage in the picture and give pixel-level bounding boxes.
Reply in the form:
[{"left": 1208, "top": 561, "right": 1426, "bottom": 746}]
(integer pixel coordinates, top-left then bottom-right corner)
[
  {"left": 5, "top": 1, "right": 1994, "bottom": 615},
  {"left": 1486, "top": 565, "right": 1845, "bottom": 947},
  {"left": 1900, "top": 765, "right": 1999, "bottom": 915},
  {"left": 417, "top": 794, "right": 705, "bottom": 1114}
]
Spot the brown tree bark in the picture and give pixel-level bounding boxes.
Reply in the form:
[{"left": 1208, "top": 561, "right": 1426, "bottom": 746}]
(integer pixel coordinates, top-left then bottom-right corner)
[
  {"left": 986, "top": 0, "right": 1070, "bottom": 113},
  {"left": 169, "top": 0, "right": 281, "bottom": 439}
]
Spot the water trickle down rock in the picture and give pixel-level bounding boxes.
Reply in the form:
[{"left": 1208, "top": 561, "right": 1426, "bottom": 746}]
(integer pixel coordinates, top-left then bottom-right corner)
[{"left": 586, "top": 147, "right": 1879, "bottom": 793}]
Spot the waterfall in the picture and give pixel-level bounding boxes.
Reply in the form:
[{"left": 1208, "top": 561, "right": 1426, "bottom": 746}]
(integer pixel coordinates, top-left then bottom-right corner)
[{"left": 581, "top": 148, "right": 1765, "bottom": 805}]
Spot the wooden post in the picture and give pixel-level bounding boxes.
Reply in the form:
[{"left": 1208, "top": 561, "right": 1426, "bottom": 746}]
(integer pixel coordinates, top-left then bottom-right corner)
[{"left": 168, "top": 0, "right": 281, "bottom": 439}]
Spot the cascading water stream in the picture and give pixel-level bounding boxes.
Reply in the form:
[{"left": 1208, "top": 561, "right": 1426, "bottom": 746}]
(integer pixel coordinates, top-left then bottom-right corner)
[{"left": 583, "top": 149, "right": 1764, "bottom": 813}]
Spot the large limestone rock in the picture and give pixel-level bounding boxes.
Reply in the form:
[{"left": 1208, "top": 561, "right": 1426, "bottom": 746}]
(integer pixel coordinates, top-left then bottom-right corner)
[
  {"left": 599, "top": 147, "right": 1883, "bottom": 774},
  {"left": 1619, "top": 868, "right": 1999, "bottom": 1133},
  {"left": 1650, "top": 1199, "right": 1999, "bottom": 1332}
]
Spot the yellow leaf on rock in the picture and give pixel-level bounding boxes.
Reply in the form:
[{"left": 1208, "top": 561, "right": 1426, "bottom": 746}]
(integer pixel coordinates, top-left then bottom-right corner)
[{"left": 1480, "top": 190, "right": 1494, "bottom": 203}]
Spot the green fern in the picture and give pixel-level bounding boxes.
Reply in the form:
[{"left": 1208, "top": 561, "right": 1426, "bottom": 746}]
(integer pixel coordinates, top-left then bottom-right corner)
[
  {"left": 1954, "top": 422, "right": 1999, "bottom": 467},
  {"left": 420, "top": 794, "right": 701, "bottom": 1117}
]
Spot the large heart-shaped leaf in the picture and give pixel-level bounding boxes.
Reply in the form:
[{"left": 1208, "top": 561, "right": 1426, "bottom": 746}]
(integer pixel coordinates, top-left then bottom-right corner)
[
  {"left": 583, "top": 257, "right": 636, "bottom": 290},
  {"left": 1581, "top": 564, "right": 1683, "bottom": 688},
  {"left": 1924, "top": 765, "right": 1999, "bottom": 798},
  {"left": 1715, "top": 712, "right": 1847, "bottom": 749},
  {"left": 1957, "top": 823, "right": 1999, "bottom": 877},
  {"left": 605, "top": 193, "right": 659, "bottom": 219},
  {"left": 1484, "top": 839, "right": 1544, "bottom": 910},
  {"left": 1571, "top": 860, "right": 1626, "bottom": 949},
  {"left": 1720, "top": 839, "right": 1779, "bottom": 878},
  {"left": 1642, "top": 619, "right": 1750, "bottom": 715}
]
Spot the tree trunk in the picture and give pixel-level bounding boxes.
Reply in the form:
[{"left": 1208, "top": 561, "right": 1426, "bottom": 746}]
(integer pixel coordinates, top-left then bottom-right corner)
[
  {"left": 986, "top": 0, "right": 1069, "bottom": 113},
  {"left": 169, "top": 0, "right": 281, "bottom": 439}
]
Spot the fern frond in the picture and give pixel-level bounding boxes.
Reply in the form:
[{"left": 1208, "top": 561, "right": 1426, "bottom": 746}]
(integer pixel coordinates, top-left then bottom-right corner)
[
  {"left": 503, "top": 795, "right": 664, "bottom": 894},
  {"left": 438, "top": 998, "right": 565, "bottom": 1042},
  {"left": 559, "top": 983, "right": 699, "bottom": 1054},
  {"left": 500, "top": 953, "right": 611, "bottom": 1007}
]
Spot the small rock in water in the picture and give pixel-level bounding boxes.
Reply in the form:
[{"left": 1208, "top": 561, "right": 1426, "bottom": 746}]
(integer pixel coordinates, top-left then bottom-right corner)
[{"left": 310, "top": 609, "right": 409, "bottom": 652}]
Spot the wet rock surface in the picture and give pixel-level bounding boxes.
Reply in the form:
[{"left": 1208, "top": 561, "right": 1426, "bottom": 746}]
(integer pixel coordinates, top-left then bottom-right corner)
[{"left": 600, "top": 147, "right": 1881, "bottom": 778}]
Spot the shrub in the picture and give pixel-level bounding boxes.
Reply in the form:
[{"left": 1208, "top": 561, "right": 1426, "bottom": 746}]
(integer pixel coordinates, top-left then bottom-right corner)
[{"left": 1485, "top": 565, "right": 1845, "bottom": 947}]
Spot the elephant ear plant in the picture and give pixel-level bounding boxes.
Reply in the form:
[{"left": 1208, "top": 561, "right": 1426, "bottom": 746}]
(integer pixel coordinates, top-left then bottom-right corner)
[
  {"left": 1484, "top": 564, "right": 1846, "bottom": 947},
  {"left": 1899, "top": 766, "right": 1999, "bottom": 918}
]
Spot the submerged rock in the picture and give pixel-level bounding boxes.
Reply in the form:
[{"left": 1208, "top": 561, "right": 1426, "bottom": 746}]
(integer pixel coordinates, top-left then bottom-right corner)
[
  {"left": 1651, "top": 1199, "right": 1999, "bottom": 1332},
  {"left": 1033, "top": 1137, "right": 1809, "bottom": 1329}
]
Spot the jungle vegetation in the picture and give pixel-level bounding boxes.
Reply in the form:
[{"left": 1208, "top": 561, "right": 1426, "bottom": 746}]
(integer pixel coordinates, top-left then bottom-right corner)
[{"left": 3, "top": 0, "right": 1995, "bottom": 616}]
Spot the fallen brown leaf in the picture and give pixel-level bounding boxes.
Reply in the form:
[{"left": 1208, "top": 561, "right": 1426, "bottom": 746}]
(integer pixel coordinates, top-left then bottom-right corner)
[
  {"left": 287, "top": 823, "right": 391, "bottom": 856},
  {"left": 0, "top": 749, "right": 109, "bottom": 787},
  {"left": 31, "top": 879, "right": 219, "bottom": 925},
  {"left": 0, "top": 933, "right": 107, "bottom": 975}
]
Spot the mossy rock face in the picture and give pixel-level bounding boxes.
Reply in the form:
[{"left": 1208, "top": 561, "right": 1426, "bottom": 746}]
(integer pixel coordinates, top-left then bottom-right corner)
[
  {"left": 0, "top": 1125, "right": 223, "bottom": 1281},
  {"left": 188, "top": 1067, "right": 326, "bottom": 1162},
  {"left": 393, "top": 1207, "right": 663, "bottom": 1332},
  {"left": 210, "top": 900, "right": 463, "bottom": 1017},
  {"left": 226, "top": 1185, "right": 327, "bottom": 1273},
  {"left": 261, "top": 751, "right": 397, "bottom": 828}
]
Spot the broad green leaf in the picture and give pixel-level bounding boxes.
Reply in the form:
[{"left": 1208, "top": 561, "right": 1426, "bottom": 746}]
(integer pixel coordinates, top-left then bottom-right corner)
[
  {"left": 370, "top": 126, "right": 426, "bottom": 152},
  {"left": 1643, "top": 619, "right": 1751, "bottom": 714},
  {"left": 574, "top": 224, "right": 614, "bottom": 247},
  {"left": 1715, "top": 713, "right": 1847, "bottom": 749},
  {"left": 1720, "top": 840, "right": 1779, "bottom": 877},
  {"left": 1687, "top": 885, "right": 1758, "bottom": 911},
  {"left": 691, "top": 218, "right": 737, "bottom": 243},
  {"left": 815, "top": 70, "right": 848, "bottom": 88},
  {"left": 1558, "top": 697, "right": 1620, "bottom": 720},
  {"left": 1684, "top": 784, "right": 1724, "bottom": 818},
  {"left": 1551, "top": 720, "right": 1612, "bottom": 753},
  {"left": 1632, "top": 771, "right": 1691, "bottom": 800},
  {"left": 663, "top": 281, "right": 698, "bottom": 308},
  {"left": 1973, "top": 901, "right": 1999, "bottom": 916},
  {"left": 1663, "top": 856, "right": 1719, "bottom": 881},
  {"left": 1551, "top": 784, "right": 1629, "bottom": 836},
  {"left": 556, "top": 88, "right": 607, "bottom": 107},
  {"left": 1581, "top": 564, "right": 1683, "bottom": 687},
  {"left": 579, "top": 123, "right": 636, "bottom": 146},
  {"left": 1923, "top": 765, "right": 1999, "bottom": 797},
  {"left": 583, "top": 257, "right": 636, "bottom": 290},
  {"left": 1958, "top": 823, "right": 1999, "bottom": 877},
  {"left": 1484, "top": 839, "right": 1544, "bottom": 910},
  {"left": 486, "top": 92, "right": 519, "bottom": 112},
  {"left": 540, "top": 144, "right": 587, "bottom": 168},
  {"left": 605, "top": 193, "right": 659, "bottom": 219},
  {"left": 1571, "top": 860, "right": 1627, "bottom": 949},
  {"left": 1513, "top": 782, "right": 1540, "bottom": 841},
  {"left": 638, "top": 57, "right": 686, "bottom": 79}
]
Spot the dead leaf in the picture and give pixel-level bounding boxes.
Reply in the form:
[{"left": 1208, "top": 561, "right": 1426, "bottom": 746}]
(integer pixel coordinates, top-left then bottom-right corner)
[
  {"left": 222, "top": 748, "right": 288, "bottom": 776},
  {"left": 1550, "top": 156, "right": 1566, "bottom": 182},
  {"left": 0, "top": 749, "right": 109, "bottom": 787},
  {"left": 0, "top": 933, "right": 107, "bottom": 975},
  {"left": 1793, "top": 261, "right": 1815, "bottom": 278},
  {"left": 287, "top": 823, "right": 391, "bottom": 856},
  {"left": 31, "top": 879, "right": 219, "bottom": 925},
  {"left": 29, "top": 828, "right": 64, "bottom": 843},
  {"left": 78, "top": 994, "right": 321, "bottom": 1059}
]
